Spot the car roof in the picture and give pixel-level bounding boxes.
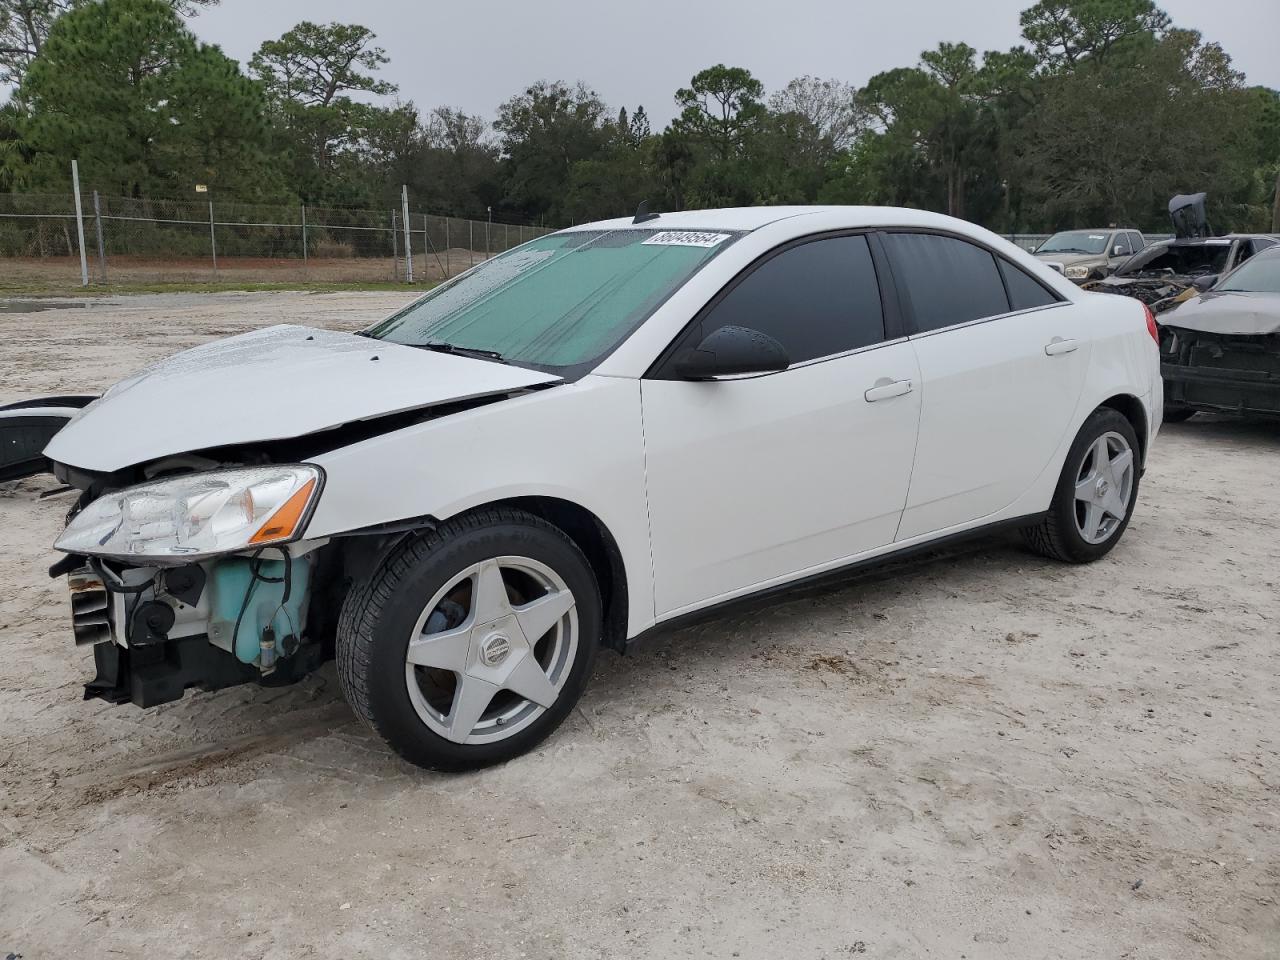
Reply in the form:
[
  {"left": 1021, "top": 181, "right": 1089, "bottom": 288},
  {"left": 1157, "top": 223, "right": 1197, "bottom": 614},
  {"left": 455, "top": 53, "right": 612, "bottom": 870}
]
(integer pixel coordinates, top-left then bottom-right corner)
[{"left": 561, "top": 205, "right": 991, "bottom": 234}]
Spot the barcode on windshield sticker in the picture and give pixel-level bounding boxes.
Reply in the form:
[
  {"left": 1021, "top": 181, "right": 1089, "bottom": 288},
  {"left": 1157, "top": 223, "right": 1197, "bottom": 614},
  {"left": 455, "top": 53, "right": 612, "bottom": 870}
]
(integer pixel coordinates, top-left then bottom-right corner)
[{"left": 642, "top": 231, "right": 731, "bottom": 248}]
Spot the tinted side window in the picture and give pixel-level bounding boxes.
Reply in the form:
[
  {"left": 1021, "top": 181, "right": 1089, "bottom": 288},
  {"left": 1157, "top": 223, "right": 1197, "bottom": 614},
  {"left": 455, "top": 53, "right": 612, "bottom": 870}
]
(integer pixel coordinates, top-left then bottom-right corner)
[
  {"left": 883, "top": 233, "right": 1009, "bottom": 333},
  {"left": 1113, "top": 233, "right": 1132, "bottom": 255},
  {"left": 998, "top": 259, "right": 1059, "bottom": 311},
  {"left": 1128, "top": 232, "right": 1145, "bottom": 251},
  {"left": 701, "top": 235, "right": 884, "bottom": 363}
]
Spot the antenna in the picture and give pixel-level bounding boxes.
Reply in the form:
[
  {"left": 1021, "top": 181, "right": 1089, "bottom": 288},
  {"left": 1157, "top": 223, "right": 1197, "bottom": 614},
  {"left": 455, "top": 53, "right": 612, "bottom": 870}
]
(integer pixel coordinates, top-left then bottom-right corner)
[{"left": 633, "top": 200, "right": 661, "bottom": 224}]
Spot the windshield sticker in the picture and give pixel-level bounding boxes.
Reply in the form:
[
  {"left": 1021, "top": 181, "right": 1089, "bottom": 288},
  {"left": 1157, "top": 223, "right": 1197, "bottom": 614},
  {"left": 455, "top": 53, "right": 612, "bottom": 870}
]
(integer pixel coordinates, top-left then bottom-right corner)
[
  {"left": 642, "top": 231, "right": 731, "bottom": 248},
  {"left": 1088, "top": 234, "right": 1105, "bottom": 240}
]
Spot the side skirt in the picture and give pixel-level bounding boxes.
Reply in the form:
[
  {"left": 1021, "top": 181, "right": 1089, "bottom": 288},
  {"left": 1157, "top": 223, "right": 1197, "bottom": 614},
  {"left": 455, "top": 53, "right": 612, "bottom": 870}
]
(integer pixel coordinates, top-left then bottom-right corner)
[{"left": 624, "top": 513, "right": 1045, "bottom": 651}]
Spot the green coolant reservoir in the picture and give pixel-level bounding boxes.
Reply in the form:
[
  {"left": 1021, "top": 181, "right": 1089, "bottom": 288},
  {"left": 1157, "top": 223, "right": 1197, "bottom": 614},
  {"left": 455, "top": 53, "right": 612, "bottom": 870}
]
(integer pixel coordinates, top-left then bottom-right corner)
[{"left": 207, "top": 555, "right": 311, "bottom": 667}]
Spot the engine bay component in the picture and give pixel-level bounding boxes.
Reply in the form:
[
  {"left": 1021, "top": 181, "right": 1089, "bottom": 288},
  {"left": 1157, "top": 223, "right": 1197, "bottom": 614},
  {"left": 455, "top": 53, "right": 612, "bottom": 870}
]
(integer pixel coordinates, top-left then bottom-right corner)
[{"left": 207, "top": 553, "right": 312, "bottom": 667}]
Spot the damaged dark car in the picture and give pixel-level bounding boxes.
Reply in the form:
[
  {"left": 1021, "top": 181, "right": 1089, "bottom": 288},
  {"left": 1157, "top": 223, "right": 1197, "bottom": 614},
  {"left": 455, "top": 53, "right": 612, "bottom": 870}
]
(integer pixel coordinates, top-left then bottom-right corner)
[
  {"left": 1084, "top": 193, "right": 1277, "bottom": 313},
  {"left": 1158, "top": 245, "right": 1280, "bottom": 422}
]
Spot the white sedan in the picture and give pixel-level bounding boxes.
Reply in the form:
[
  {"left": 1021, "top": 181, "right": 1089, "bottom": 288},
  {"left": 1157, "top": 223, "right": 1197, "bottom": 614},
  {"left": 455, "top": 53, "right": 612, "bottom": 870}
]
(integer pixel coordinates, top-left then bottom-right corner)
[{"left": 43, "top": 206, "right": 1162, "bottom": 770}]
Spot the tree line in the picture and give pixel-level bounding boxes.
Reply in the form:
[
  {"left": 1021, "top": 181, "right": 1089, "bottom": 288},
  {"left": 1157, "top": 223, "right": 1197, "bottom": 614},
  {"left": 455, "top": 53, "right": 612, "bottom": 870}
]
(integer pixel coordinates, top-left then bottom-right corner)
[{"left": 1, "top": 0, "right": 1277, "bottom": 232}]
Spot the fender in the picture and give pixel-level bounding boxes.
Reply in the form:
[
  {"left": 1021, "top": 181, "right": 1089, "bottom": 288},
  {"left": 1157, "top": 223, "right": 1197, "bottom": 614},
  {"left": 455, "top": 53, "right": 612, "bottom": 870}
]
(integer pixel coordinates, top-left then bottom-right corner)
[{"left": 305, "top": 375, "right": 656, "bottom": 637}]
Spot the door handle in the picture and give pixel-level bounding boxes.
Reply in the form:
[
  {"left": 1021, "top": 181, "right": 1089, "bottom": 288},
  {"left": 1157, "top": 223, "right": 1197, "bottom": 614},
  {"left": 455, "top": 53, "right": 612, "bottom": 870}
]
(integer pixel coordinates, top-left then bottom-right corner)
[
  {"left": 1045, "top": 337, "right": 1079, "bottom": 356},
  {"left": 864, "top": 378, "right": 913, "bottom": 402}
]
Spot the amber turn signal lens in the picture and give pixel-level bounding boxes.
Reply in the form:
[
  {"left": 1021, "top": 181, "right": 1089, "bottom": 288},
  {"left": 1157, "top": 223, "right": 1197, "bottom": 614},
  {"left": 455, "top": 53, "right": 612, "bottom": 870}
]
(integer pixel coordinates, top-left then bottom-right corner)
[{"left": 249, "top": 477, "right": 317, "bottom": 545}]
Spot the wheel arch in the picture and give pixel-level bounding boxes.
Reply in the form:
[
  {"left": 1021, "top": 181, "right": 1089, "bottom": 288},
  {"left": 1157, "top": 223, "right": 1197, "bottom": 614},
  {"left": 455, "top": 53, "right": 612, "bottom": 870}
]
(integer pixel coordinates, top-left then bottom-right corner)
[
  {"left": 1098, "top": 393, "right": 1149, "bottom": 466},
  {"left": 454, "top": 495, "right": 630, "bottom": 653}
]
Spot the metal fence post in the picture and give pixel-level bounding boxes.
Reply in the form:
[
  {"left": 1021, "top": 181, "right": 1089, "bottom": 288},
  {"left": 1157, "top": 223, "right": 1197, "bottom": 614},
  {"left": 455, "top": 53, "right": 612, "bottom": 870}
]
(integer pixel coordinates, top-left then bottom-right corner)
[
  {"left": 208, "top": 200, "right": 218, "bottom": 280},
  {"left": 301, "top": 204, "right": 308, "bottom": 276},
  {"left": 505, "top": 223, "right": 510, "bottom": 252},
  {"left": 92, "top": 190, "right": 106, "bottom": 285},
  {"left": 469, "top": 220, "right": 475, "bottom": 268},
  {"left": 444, "top": 218, "right": 450, "bottom": 279},
  {"left": 400, "top": 186, "right": 413, "bottom": 283},
  {"left": 70, "top": 160, "right": 89, "bottom": 287},
  {"left": 390, "top": 211, "right": 399, "bottom": 281}
]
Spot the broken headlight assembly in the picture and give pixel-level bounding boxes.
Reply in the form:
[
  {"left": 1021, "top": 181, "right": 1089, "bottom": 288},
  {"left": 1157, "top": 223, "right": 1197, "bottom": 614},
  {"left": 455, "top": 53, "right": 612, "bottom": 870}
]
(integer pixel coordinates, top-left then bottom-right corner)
[
  {"left": 1065, "top": 265, "right": 1093, "bottom": 280},
  {"left": 55, "top": 465, "right": 323, "bottom": 562}
]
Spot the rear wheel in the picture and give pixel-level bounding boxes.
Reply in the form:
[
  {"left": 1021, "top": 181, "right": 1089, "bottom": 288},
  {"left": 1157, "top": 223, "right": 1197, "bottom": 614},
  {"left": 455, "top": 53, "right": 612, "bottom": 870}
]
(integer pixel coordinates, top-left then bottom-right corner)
[
  {"left": 336, "top": 508, "right": 600, "bottom": 771},
  {"left": 1022, "top": 408, "right": 1140, "bottom": 563}
]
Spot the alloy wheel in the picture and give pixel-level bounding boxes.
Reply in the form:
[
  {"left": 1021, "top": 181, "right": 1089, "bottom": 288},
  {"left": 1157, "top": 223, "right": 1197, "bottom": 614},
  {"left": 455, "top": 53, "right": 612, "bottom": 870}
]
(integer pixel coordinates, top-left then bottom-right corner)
[
  {"left": 1073, "top": 431, "right": 1135, "bottom": 544},
  {"left": 404, "top": 556, "right": 578, "bottom": 745}
]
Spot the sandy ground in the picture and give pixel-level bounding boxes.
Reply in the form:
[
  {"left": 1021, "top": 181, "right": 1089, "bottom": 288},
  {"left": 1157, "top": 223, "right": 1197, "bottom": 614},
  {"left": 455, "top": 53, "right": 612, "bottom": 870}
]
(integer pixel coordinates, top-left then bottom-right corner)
[{"left": 0, "top": 292, "right": 1277, "bottom": 959}]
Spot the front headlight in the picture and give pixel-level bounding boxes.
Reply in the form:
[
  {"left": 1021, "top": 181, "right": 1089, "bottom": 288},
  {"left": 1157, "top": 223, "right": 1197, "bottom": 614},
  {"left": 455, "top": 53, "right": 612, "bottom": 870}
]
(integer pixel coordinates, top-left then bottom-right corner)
[
  {"left": 55, "top": 465, "right": 323, "bottom": 562},
  {"left": 1065, "top": 265, "right": 1092, "bottom": 280}
]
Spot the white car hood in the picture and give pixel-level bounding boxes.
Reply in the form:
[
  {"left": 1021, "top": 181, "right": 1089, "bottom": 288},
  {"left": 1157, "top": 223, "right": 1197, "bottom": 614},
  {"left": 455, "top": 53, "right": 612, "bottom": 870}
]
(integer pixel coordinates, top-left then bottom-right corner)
[{"left": 45, "top": 325, "right": 561, "bottom": 472}]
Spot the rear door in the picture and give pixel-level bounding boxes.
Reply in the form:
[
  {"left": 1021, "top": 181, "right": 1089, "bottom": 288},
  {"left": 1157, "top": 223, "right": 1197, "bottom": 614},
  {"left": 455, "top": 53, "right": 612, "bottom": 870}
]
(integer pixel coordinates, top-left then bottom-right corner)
[
  {"left": 642, "top": 233, "right": 921, "bottom": 616},
  {"left": 881, "top": 232, "right": 1090, "bottom": 541}
]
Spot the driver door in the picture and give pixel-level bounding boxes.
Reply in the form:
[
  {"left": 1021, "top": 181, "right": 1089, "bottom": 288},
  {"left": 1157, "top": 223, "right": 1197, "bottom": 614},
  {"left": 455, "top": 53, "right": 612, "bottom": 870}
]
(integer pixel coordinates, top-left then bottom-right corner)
[{"left": 641, "top": 233, "right": 921, "bottom": 618}]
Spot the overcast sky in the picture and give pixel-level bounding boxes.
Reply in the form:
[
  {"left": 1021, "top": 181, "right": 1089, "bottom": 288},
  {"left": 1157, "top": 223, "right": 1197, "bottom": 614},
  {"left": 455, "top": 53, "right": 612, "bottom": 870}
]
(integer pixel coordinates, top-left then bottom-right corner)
[{"left": 190, "top": 0, "right": 1278, "bottom": 126}]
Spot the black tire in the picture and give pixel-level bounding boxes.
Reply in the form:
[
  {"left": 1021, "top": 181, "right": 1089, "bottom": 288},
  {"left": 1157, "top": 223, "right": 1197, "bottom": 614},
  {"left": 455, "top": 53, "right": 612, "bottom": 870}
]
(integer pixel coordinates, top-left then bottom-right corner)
[
  {"left": 336, "top": 507, "right": 601, "bottom": 771},
  {"left": 1021, "top": 407, "right": 1141, "bottom": 564},
  {"left": 1162, "top": 404, "right": 1196, "bottom": 423}
]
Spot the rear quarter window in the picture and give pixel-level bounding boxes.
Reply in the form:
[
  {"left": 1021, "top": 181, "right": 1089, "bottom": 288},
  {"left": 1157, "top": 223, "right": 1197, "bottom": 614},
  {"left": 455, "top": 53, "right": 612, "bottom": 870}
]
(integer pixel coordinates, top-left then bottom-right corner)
[{"left": 998, "top": 259, "right": 1060, "bottom": 311}]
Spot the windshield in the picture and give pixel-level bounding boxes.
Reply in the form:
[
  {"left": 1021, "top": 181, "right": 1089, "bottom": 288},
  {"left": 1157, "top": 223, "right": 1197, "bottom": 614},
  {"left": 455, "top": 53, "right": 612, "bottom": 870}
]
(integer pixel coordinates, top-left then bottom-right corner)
[
  {"left": 1037, "top": 231, "right": 1110, "bottom": 255},
  {"left": 1217, "top": 252, "right": 1280, "bottom": 294},
  {"left": 366, "top": 228, "right": 741, "bottom": 373},
  {"left": 1117, "top": 242, "right": 1230, "bottom": 277}
]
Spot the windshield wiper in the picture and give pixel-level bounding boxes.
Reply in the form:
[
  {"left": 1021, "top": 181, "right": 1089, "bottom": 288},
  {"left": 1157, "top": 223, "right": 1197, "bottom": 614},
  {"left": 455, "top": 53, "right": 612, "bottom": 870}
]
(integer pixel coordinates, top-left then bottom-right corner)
[{"left": 414, "top": 341, "right": 508, "bottom": 364}]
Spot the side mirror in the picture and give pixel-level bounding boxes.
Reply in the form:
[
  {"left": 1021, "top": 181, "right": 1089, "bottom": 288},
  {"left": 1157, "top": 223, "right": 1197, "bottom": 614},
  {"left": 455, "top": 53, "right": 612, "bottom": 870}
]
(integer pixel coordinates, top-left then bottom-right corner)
[
  {"left": 673, "top": 325, "right": 790, "bottom": 379},
  {"left": 1113, "top": 245, "right": 1127, "bottom": 256},
  {"left": 1191, "top": 274, "right": 1218, "bottom": 293}
]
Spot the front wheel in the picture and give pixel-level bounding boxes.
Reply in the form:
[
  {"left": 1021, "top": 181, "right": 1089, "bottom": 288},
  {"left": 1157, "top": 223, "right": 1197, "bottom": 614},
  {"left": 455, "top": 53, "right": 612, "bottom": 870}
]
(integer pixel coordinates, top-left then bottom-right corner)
[
  {"left": 336, "top": 508, "right": 600, "bottom": 771},
  {"left": 1022, "top": 407, "right": 1141, "bottom": 563}
]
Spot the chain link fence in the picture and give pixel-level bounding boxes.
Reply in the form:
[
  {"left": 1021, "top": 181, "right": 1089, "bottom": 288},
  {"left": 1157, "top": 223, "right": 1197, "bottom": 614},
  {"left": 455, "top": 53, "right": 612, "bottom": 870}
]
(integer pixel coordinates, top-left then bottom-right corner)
[
  {"left": 0, "top": 189, "right": 556, "bottom": 289},
  {"left": 3, "top": 187, "right": 1218, "bottom": 291}
]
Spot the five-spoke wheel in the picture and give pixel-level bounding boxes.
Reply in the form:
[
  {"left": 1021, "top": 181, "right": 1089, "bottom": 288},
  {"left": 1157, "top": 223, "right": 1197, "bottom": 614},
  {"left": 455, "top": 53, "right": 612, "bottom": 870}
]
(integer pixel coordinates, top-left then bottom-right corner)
[
  {"left": 1072, "top": 432, "right": 1135, "bottom": 545},
  {"left": 406, "top": 556, "right": 578, "bottom": 745},
  {"left": 337, "top": 508, "right": 600, "bottom": 771},
  {"left": 1023, "top": 407, "right": 1142, "bottom": 563}
]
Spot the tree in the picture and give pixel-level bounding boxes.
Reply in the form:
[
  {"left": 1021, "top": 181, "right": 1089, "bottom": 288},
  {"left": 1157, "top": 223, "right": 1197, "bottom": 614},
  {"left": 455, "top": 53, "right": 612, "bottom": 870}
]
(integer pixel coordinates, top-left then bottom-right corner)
[
  {"left": 494, "top": 80, "right": 608, "bottom": 221},
  {"left": 11, "top": 0, "right": 273, "bottom": 197},
  {"left": 250, "top": 21, "right": 394, "bottom": 108},
  {"left": 769, "top": 76, "right": 864, "bottom": 151},
  {"left": 0, "top": 0, "right": 217, "bottom": 87},
  {"left": 249, "top": 21, "right": 397, "bottom": 203},
  {"left": 1019, "top": 0, "right": 1169, "bottom": 69},
  {"left": 857, "top": 44, "right": 1000, "bottom": 219},
  {"left": 1014, "top": 27, "right": 1252, "bottom": 228},
  {"left": 671, "top": 64, "right": 766, "bottom": 163}
]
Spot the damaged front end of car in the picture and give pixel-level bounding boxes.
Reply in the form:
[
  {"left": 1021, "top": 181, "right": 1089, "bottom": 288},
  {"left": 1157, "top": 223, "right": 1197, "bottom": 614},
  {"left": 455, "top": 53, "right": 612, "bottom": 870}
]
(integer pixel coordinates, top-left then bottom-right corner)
[
  {"left": 50, "top": 461, "right": 338, "bottom": 707},
  {"left": 1082, "top": 194, "right": 1223, "bottom": 313},
  {"left": 1159, "top": 325, "right": 1280, "bottom": 421},
  {"left": 35, "top": 323, "right": 563, "bottom": 708}
]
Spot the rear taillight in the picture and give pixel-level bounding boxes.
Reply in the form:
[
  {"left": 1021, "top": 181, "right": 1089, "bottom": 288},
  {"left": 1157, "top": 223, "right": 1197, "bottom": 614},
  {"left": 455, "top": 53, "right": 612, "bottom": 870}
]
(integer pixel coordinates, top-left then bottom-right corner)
[{"left": 1144, "top": 304, "right": 1159, "bottom": 344}]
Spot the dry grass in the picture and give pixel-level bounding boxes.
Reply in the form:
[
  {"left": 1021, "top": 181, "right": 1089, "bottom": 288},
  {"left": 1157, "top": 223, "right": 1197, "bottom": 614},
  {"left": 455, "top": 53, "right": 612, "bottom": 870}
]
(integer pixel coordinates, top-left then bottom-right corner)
[{"left": 0, "top": 249, "right": 489, "bottom": 293}]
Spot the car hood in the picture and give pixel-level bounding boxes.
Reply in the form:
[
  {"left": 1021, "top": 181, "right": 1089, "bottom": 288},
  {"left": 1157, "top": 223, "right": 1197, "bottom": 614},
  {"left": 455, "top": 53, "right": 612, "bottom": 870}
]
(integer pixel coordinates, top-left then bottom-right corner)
[
  {"left": 45, "top": 324, "right": 561, "bottom": 473},
  {"left": 1034, "top": 252, "right": 1104, "bottom": 268},
  {"left": 1160, "top": 291, "right": 1280, "bottom": 335}
]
